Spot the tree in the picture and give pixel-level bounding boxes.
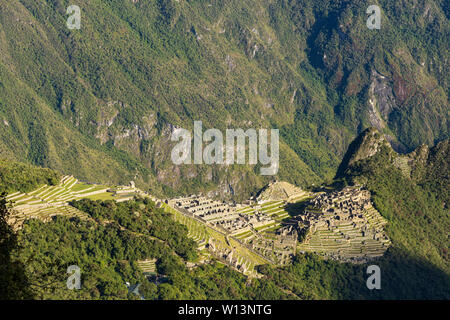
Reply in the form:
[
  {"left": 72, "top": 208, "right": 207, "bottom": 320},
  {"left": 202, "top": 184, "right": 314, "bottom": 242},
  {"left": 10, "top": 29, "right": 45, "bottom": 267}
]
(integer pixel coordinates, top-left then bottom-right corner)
[{"left": 0, "top": 193, "right": 33, "bottom": 299}]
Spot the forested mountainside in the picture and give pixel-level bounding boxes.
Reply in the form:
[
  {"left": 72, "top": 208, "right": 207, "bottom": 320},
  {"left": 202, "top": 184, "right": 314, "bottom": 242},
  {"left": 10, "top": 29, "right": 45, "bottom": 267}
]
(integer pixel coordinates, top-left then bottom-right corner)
[
  {"left": 0, "top": 0, "right": 448, "bottom": 199},
  {"left": 0, "top": 159, "right": 60, "bottom": 194}
]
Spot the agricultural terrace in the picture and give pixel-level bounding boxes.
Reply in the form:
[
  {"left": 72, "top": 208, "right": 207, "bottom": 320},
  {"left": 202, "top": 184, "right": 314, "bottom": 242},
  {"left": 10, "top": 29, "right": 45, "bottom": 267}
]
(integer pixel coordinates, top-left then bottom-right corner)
[{"left": 6, "top": 175, "right": 140, "bottom": 228}]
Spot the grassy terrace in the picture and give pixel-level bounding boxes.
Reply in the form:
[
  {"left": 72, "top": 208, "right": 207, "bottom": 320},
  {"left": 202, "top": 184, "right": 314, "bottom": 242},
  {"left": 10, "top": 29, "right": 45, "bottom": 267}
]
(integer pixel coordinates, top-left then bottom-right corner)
[
  {"left": 6, "top": 175, "right": 141, "bottom": 229},
  {"left": 86, "top": 192, "right": 116, "bottom": 201},
  {"left": 233, "top": 197, "right": 311, "bottom": 243},
  {"left": 236, "top": 201, "right": 288, "bottom": 223},
  {"left": 70, "top": 183, "right": 93, "bottom": 192},
  {"left": 137, "top": 259, "right": 157, "bottom": 275},
  {"left": 297, "top": 204, "right": 391, "bottom": 261},
  {"left": 254, "top": 222, "right": 278, "bottom": 231},
  {"left": 234, "top": 230, "right": 253, "bottom": 239}
]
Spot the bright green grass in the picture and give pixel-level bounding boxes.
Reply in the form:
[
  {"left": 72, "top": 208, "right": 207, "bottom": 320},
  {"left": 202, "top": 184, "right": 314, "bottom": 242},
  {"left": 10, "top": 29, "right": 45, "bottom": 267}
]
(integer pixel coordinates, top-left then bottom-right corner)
[
  {"left": 70, "top": 183, "right": 93, "bottom": 192},
  {"left": 84, "top": 192, "right": 115, "bottom": 201}
]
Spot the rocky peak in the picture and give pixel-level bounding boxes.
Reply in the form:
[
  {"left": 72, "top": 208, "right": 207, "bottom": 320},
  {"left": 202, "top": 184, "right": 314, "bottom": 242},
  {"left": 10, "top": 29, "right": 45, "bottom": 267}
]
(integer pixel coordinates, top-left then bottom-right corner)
[{"left": 336, "top": 127, "right": 391, "bottom": 177}]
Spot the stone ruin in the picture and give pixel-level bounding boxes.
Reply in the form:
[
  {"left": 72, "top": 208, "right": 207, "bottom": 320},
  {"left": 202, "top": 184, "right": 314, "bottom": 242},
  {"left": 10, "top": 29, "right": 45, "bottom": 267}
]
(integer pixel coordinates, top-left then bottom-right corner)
[
  {"left": 246, "top": 226, "right": 297, "bottom": 266},
  {"left": 206, "top": 239, "right": 250, "bottom": 274},
  {"left": 170, "top": 195, "right": 276, "bottom": 235},
  {"left": 169, "top": 187, "right": 305, "bottom": 267},
  {"left": 170, "top": 195, "right": 237, "bottom": 222},
  {"left": 256, "top": 181, "right": 308, "bottom": 203},
  {"left": 295, "top": 186, "right": 391, "bottom": 263}
]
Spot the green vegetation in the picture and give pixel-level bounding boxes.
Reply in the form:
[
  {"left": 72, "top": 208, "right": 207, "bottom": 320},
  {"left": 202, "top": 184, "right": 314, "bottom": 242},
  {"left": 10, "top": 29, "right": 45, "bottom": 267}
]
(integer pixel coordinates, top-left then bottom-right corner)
[
  {"left": 258, "top": 249, "right": 449, "bottom": 299},
  {"left": 70, "top": 198, "right": 198, "bottom": 261},
  {"left": 14, "top": 197, "right": 289, "bottom": 300},
  {"left": 0, "top": 159, "right": 60, "bottom": 194},
  {"left": 0, "top": 193, "right": 33, "bottom": 299}
]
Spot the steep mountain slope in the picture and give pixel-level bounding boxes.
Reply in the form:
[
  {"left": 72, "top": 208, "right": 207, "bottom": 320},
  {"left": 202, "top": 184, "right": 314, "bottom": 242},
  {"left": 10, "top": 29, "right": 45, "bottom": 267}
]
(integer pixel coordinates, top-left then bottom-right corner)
[
  {"left": 336, "top": 127, "right": 449, "bottom": 271},
  {"left": 0, "top": 0, "right": 448, "bottom": 199}
]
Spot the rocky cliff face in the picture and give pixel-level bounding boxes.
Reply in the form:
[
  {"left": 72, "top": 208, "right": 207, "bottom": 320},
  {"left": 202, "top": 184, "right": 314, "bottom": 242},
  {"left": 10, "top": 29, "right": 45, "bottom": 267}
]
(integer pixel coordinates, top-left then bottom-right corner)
[
  {"left": 368, "top": 70, "right": 395, "bottom": 132},
  {"left": 336, "top": 127, "right": 390, "bottom": 177},
  {"left": 336, "top": 127, "right": 449, "bottom": 193}
]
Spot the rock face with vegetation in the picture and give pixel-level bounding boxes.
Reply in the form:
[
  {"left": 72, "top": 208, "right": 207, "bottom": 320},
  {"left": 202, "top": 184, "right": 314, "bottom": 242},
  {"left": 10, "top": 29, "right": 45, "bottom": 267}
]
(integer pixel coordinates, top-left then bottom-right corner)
[{"left": 0, "top": 0, "right": 448, "bottom": 199}]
